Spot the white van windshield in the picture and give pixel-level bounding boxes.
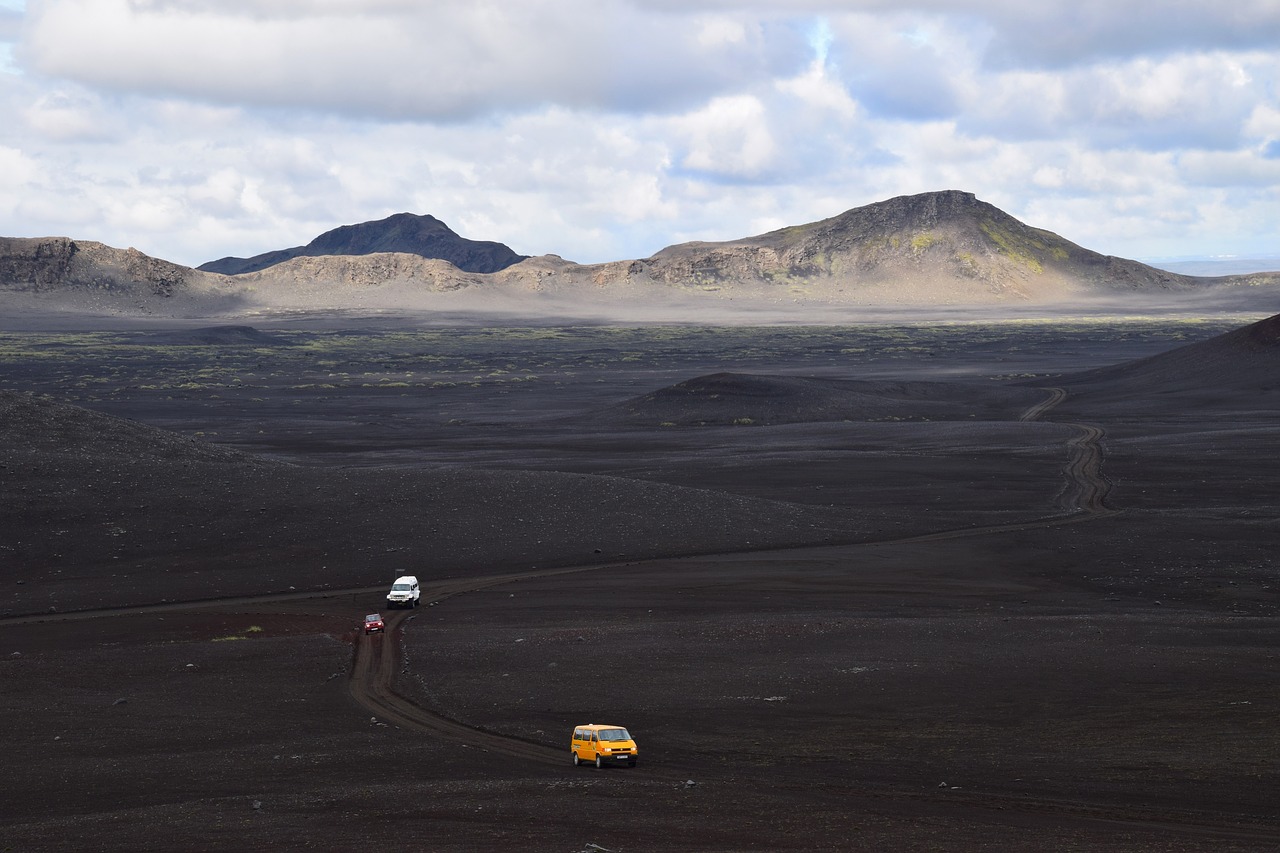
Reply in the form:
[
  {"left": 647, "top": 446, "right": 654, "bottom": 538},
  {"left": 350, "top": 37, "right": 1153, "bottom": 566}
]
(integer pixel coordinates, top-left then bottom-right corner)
[{"left": 392, "top": 583, "right": 412, "bottom": 590}]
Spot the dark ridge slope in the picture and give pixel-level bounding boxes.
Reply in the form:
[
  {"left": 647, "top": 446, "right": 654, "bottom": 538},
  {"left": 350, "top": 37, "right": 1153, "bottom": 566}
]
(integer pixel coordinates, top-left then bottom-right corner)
[
  {"left": 593, "top": 371, "right": 1046, "bottom": 426},
  {"left": 199, "top": 212, "right": 527, "bottom": 275},
  {"left": 1050, "top": 313, "right": 1280, "bottom": 413}
]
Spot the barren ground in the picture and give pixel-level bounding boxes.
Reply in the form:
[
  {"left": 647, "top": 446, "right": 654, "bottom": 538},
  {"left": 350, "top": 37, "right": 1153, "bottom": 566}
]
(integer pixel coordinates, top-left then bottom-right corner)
[{"left": 2, "top": 317, "right": 1278, "bottom": 851}]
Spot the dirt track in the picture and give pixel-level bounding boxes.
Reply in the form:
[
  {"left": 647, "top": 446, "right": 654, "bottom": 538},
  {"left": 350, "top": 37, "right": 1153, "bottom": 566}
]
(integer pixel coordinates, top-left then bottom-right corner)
[{"left": 343, "top": 385, "right": 1118, "bottom": 769}]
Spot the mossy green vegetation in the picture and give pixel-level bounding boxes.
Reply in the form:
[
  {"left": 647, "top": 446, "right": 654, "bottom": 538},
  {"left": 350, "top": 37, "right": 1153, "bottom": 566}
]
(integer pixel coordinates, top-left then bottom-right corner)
[
  {"left": 977, "top": 220, "right": 1075, "bottom": 273},
  {"left": 910, "top": 232, "right": 937, "bottom": 253}
]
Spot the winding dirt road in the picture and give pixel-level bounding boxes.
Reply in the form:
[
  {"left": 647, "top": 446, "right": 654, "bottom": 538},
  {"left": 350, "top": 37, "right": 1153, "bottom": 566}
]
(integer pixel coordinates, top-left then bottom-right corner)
[
  {"left": 348, "top": 567, "right": 609, "bottom": 767},
  {"left": 345, "top": 386, "right": 1118, "bottom": 761}
]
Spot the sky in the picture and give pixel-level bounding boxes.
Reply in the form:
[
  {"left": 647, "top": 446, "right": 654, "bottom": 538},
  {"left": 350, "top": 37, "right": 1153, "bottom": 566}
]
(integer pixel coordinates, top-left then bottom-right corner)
[{"left": 1, "top": 0, "right": 1279, "bottom": 268}]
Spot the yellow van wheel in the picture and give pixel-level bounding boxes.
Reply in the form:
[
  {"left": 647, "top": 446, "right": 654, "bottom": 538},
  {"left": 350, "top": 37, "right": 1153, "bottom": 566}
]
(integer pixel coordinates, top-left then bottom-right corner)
[{"left": 571, "top": 751, "right": 581, "bottom": 766}]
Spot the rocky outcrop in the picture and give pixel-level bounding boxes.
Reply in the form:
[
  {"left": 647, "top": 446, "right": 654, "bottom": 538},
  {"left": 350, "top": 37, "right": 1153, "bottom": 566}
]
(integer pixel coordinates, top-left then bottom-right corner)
[
  {"left": 0, "top": 237, "right": 202, "bottom": 296},
  {"left": 199, "top": 212, "right": 527, "bottom": 275},
  {"left": 0, "top": 237, "right": 255, "bottom": 317}
]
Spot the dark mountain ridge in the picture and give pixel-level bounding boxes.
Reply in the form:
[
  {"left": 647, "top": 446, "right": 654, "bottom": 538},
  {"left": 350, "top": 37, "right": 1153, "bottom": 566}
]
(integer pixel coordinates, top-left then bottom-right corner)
[{"left": 198, "top": 212, "right": 528, "bottom": 275}]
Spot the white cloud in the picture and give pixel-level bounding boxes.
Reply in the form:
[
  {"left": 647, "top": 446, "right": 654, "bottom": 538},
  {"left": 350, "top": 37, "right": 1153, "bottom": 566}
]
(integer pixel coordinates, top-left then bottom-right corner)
[
  {"left": 675, "top": 94, "right": 778, "bottom": 177},
  {"left": 0, "top": 144, "right": 38, "bottom": 202},
  {"left": 23, "top": 89, "right": 117, "bottom": 140},
  {"left": 20, "top": 0, "right": 809, "bottom": 119}
]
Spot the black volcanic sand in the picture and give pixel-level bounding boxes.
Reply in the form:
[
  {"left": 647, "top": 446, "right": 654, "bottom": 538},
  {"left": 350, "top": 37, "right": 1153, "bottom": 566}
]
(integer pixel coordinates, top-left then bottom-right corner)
[{"left": 2, "top": 317, "right": 1279, "bottom": 851}]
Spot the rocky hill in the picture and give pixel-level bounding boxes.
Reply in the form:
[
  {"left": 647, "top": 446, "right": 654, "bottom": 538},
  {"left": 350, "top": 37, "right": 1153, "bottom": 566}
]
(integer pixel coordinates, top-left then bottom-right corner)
[
  {"left": 0, "top": 236, "right": 246, "bottom": 316},
  {"left": 601, "top": 190, "right": 1217, "bottom": 302},
  {"left": 198, "top": 212, "right": 527, "bottom": 275}
]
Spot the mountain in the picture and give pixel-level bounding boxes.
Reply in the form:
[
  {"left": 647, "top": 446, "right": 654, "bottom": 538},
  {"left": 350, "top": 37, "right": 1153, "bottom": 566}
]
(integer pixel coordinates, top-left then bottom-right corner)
[
  {"left": 606, "top": 190, "right": 1208, "bottom": 301},
  {"left": 198, "top": 212, "right": 527, "bottom": 275},
  {"left": 4, "top": 191, "right": 1280, "bottom": 319}
]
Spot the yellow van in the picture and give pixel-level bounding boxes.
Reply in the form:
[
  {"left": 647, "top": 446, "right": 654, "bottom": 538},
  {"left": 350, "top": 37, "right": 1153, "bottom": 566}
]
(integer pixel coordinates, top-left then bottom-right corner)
[{"left": 571, "top": 723, "right": 638, "bottom": 768}]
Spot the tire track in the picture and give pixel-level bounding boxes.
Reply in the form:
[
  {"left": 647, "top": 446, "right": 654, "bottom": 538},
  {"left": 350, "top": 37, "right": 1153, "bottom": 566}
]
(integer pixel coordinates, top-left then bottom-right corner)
[
  {"left": 1021, "top": 386, "right": 1113, "bottom": 515},
  {"left": 350, "top": 609, "right": 565, "bottom": 766},
  {"left": 347, "top": 564, "right": 616, "bottom": 768},
  {"left": 1019, "top": 386, "right": 1067, "bottom": 422},
  {"left": 1063, "top": 423, "right": 1112, "bottom": 513}
]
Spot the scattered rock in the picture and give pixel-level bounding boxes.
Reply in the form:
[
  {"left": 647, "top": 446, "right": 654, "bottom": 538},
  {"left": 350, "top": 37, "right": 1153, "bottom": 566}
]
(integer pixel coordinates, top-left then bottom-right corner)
[
  {"left": 252, "top": 800, "right": 262, "bottom": 810},
  {"left": 111, "top": 697, "right": 128, "bottom": 706}
]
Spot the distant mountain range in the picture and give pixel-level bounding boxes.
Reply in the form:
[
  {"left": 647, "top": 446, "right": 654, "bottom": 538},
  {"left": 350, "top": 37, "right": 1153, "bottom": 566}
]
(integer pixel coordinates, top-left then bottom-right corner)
[{"left": 3, "top": 190, "right": 1278, "bottom": 319}]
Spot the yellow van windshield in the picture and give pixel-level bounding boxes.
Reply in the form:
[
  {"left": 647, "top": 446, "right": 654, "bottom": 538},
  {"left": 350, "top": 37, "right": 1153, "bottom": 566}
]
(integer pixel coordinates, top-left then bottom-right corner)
[{"left": 598, "top": 729, "right": 630, "bottom": 741}]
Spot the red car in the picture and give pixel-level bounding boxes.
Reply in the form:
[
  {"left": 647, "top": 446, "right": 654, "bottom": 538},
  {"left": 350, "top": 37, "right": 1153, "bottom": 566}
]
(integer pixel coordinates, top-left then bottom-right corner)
[{"left": 363, "top": 613, "right": 384, "bottom": 634}]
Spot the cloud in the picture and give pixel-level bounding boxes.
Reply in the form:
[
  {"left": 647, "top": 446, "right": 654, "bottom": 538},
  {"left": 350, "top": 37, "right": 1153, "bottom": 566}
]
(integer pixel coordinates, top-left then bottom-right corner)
[
  {"left": 674, "top": 94, "right": 778, "bottom": 178},
  {"left": 23, "top": 89, "right": 120, "bottom": 140},
  {"left": 972, "top": 0, "right": 1280, "bottom": 69},
  {"left": 635, "top": 1, "right": 1280, "bottom": 68},
  {"left": 822, "top": 12, "right": 967, "bottom": 121},
  {"left": 20, "top": 0, "right": 809, "bottom": 119},
  {"left": 962, "top": 51, "right": 1275, "bottom": 151}
]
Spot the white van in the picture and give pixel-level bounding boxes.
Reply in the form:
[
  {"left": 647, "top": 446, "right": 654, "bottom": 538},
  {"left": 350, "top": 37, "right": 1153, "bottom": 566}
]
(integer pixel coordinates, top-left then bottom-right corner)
[{"left": 386, "top": 576, "right": 420, "bottom": 608}]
